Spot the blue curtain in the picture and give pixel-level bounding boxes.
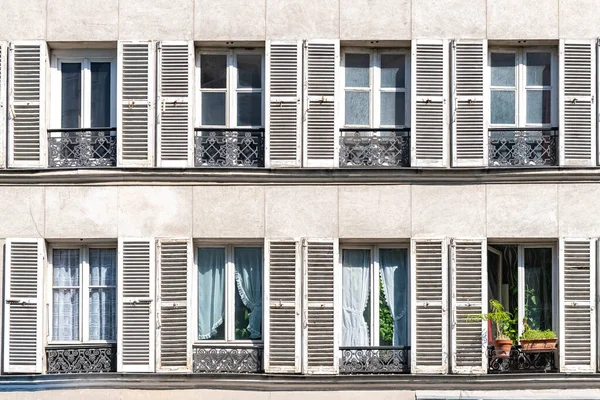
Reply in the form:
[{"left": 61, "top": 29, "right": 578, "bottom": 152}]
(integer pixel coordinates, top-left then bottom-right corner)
[
  {"left": 198, "top": 248, "right": 225, "bottom": 339},
  {"left": 379, "top": 248, "right": 409, "bottom": 347},
  {"left": 234, "top": 247, "right": 263, "bottom": 339}
]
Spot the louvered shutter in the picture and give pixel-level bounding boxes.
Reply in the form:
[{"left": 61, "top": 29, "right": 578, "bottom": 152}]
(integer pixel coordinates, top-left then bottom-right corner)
[
  {"left": 264, "top": 239, "right": 301, "bottom": 373},
  {"left": 3, "top": 238, "right": 44, "bottom": 373},
  {"left": 266, "top": 41, "right": 302, "bottom": 167},
  {"left": 450, "top": 239, "right": 487, "bottom": 374},
  {"left": 8, "top": 41, "right": 46, "bottom": 168},
  {"left": 559, "top": 238, "right": 596, "bottom": 372},
  {"left": 559, "top": 40, "right": 596, "bottom": 166},
  {"left": 156, "top": 239, "right": 191, "bottom": 372},
  {"left": 0, "top": 42, "right": 7, "bottom": 168},
  {"left": 117, "top": 41, "right": 156, "bottom": 167},
  {"left": 157, "top": 42, "right": 193, "bottom": 168},
  {"left": 302, "top": 239, "right": 338, "bottom": 374},
  {"left": 411, "top": 239, "right": 448, "bottom": 374},
  {"left": 303, "top": 40, "right": 339, "bottom": 168},
  {"left": 451, "top": 40, "right": 487, "bottom": 167},
  {"left": 118, "top": 238, "right": 156, "bottom": 372},
  {"left": 411, "top": 40, "right": 449, "bottom": 168}
]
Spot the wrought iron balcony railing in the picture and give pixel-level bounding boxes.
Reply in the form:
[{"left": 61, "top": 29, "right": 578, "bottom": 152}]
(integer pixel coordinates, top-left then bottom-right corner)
[
  {"left": 487, "top": 345, "right": 557, "bottom": 373},
  {"left": 193, "top": 345, "right": 263, "bottom": 373},
  {"left": 48, "top": 127, "right": 117, "bottom": 168},
  {"left": 340, "top": 346, "right": 410, "bottom": 374},
  {"left": 46, "top": 344, "right": 117, "bottom": 373},
  {"left": 488, "top": 127, "right": 558, "bottom": 167},
  {"left": 339, "top": 128, "right": 411, "bottom": 167},
  {"left": 195, "top": 128, "right": 264, "bottom": 167}
]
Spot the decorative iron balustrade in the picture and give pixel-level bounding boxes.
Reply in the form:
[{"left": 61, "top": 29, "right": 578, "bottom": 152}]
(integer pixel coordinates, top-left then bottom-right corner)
[
  {"left": 488, "top": 345, "right": 557, "bottom": 373},
  {"left": 488, "top": 128, "right": 558, "bottom": 167},
  {"left": 46, "top": 344, "right": 116, "bottom": 373},
  {"left": 339, "top": 129, "right": 411, "bottom": 167},
  {"left": 193, "top": 346, "right": 263, "bottom": 373},
  {"left": 340, "top": 346, "right": 410, "bottom": 374},
  {"left": 48, "top": 128, "right": 117, "bottom": 168},
  {"left": 195, "top": 128, "right": 264, "bottom": 167}
]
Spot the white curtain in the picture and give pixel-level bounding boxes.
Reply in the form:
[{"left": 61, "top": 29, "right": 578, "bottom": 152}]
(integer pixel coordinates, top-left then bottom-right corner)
[
  {"left": 53, "top": 249, "right": 80, "bottom": 341},
  {"left": 380, "top": 248, "right": 409, "bottom": 347},
  {"left": 342, "top": 249, "right": 370, "bottom": 346},
  {"left": 89, "top": 249, "right": 116, "bottom": 341},
  {"left": 234, "top": 247, "right": 263, "bottom": 339},
  {"left": 198, "top": 248, "right": 225, "bottom": 339}
]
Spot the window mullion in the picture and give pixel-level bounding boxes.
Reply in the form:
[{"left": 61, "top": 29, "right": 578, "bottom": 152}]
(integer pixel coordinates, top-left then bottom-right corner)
[
  {"left": 372, "top": 51, "right": 379, "bottom": 130},
  {"left": 81, "top": 248, "right": 89, "bottom": 343},
  {"left": 229, "top": 51, "right": 236, "bottom": 128},
  {"left": 226, "top": 245, "right": 235, "bottom": 341},
  {"left": 373, "top": 247, "right": 380, "bottom": 347},
  {"left": 517, "top": 245, "right": 525, "bottom": 337},
  {"left": 82, "top": 59, "right": 91, "bottom": 128}
]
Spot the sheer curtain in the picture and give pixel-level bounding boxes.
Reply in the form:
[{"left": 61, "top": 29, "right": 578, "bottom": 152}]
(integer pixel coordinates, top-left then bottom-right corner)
[
  {"left": 379, "top": 248, "right": 409, "bottom": 347},
  {"left": 234, "top": 247, "right": 263, "bottom": 339},
  {"left": 198, "top": 248, "right": 225, "bottom": 339},
  {"left": 89, "top": 249, "right": 116, "bottom": 341},
  {"left": 53, "top": 249, "right": 80, "bottom": 341},
  {"left": 342, "top": 249, "right": 370, "bottom": 346}
]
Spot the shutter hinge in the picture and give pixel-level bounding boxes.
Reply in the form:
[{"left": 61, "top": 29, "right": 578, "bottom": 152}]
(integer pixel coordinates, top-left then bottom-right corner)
[{"left": 302, "top": 238, "right": 307, "bottom": 248}]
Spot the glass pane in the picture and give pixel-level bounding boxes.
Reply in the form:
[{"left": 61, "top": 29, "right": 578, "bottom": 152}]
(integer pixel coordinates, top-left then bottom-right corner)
[
  {"left": 53, "top": 288, "right": 79, "bottom": 341},
  {"left": 61, "top": 63, "right": 81, "bottom": 128},
  {"left": 234, "top": 247, "right": 263, "bottom": 340},
  {"left": 524, "top": 248, "right": 553, "bottom": 332},
  {"left": 237, "top": 54, "right": 262, "bottom": 89},
  {"left": 201, "top": 54, "right": 227, "bottom": 89},
  {"left": 89, "top": 288, "right": 116, "bottom": 341},
  {"left": 345, "top": 91, "right": 370, "bottom": 125},
  {"left": 380, "top": 92, "right": 405, "bottom": 126},
  {"left": 490, "top": 90, "right": 516, "bottom": 124},
  {"left": 527, "top": 53, "right": 552, "bottom": 86},
  {"left": 201, "top": 92, "right": 226, "bottom": 126},
  {"left": 491, "top": 53, "right": 516, "bottom": 87},
  {"left": 345, "top": 53, "right": 370, "bottom": 88},
  {"left": 381, "top": 54, "right": 405, "bottom": 88},
  {"left": 237, "top": 92, "right": 262, "bottom": 126},
  {"left": 90, "top": 62, "right": 112, "bottom": 127},
  {"left": 53, "top": 249, "right": 80, "bottom": 286},
  {"left": 526, "top": 90, "right": 551, "bottom": 124},
  {"left": 197, "top": 248, "right": 225, "bottom": 340},
  {"left": 341, "top": 249, "right": 371, "bottom": 346},
  {"left": 379, "top": 248, "right": 409, "bottom": 347},
  {"left": 89, "top": 249, "right": 116, "bottom": 286}
]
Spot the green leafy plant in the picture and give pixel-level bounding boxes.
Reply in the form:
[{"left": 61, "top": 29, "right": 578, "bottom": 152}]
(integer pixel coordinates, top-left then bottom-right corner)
[
  {"left": 524, "top": 287, "right": 538, "bottom": 330},
  {"left": 520, "top": 328, "right": 557, "bottom": 340},
  {"left": 467, "top": 299, "right": 517, "bottom": 342},
  {"left": 379, "top": 280, "right": 394, "bottom": 345}
]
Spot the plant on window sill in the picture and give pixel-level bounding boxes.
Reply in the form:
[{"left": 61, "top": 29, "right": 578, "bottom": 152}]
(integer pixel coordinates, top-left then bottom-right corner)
[{"left": 467, "top": 299, "right": 517, "bottom": 358}]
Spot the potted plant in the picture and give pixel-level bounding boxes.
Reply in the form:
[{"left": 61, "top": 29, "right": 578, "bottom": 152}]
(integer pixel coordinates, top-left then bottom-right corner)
[
  {"left": 520, "top": 327, "right": 557, "bottom": 352},
  {"left": 468, "top": 299, "right": 516, "bottom": 357}
]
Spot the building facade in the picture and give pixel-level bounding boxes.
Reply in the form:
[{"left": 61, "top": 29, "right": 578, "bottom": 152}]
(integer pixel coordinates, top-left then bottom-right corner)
[{"left": 1, "top": 0, "right": 600, "bottom": 398}]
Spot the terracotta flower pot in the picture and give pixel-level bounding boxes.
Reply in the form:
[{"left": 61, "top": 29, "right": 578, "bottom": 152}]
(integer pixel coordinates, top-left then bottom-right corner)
[
  {"left": 520, "top": 338, "right": 557, "bottom": 352},
  {"left": 493, "top": 339, "right": 513, "bottom": 358}
]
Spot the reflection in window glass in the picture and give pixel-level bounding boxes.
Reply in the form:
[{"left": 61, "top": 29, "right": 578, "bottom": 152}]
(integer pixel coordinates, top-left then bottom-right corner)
[
  {"left": 380, "top": 54, "right": 405, "bottom": 88},
  {"left": 61, "top": 63, "right": 82, "bottom": 128},
  {"left": 491, "top": 53, "right": 516, "bottom": 87},
  {"left": 90, "top": 62, "right": 111, "bottom": 127},
  {"left": 202, "top": 92, "right": 226, "bottom": 126},
  {"left": 345, "top": 54, "right": 370, "bottom": 88},
  {"left": 526, "top": 90, "right": 551, "bottom": 124},
  {"left": 237, "top": 55, "right": 262, "bottom": 89},
  {"left": 237, "top": 92, "right": 262, "bottom": 126},
  {"left": 526, "top": 53, "right": 551, "bottom": 86},
  {"left": 380, "top": 92, "right": 405, "bottom": 126},
  {"left": 201, "top": 55, "right": 227, "bottom": 89},
  {"left": 524, "top": 247, "right": 553, "bottom": 331}
]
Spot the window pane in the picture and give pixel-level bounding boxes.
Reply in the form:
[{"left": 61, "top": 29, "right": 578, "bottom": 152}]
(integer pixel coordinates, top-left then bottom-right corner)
[
  {"left": 524, "top": 248, "right": 553, "bottom": 331},
  {"left": 491, "top": 53, "right": 516, "bottom": 87},
  {"left": 345, "top": 53, "right": 370, "bottom": 88},
  {"left": 201, "top": 55, "right": 227, "bottom": 89},
  {"left": 201, "top": 92, "right": 226, "bottom": 126},
  {"left": 490, "top": 90, "right": 516, "bottom": 124},
  {"left": 90, "top": 62, "right": 112, "bottom": 127},
  {"left": 379, "top": 248, "right": 409, "bottom": 347},
  {"left": 237, "top": 92, "right": 262, "bottom": 126},
  {"left": 53, "top": 249, "right": 80, "bottom": 286},
  {"left": 381, "top": 54, "right": 405, "bottom": 88},
  {"left": 53, "top": 288, "right": 79, "bottom": 341},
  {"left": 526, "top": 53, "right": 552, "bottom": 86},
  {"left": 380, "top": 92, "right": 405, "bottom": 126},
  {"left": 89, "top": 288, "right": 116, "bottom": 341},
  {"left": 234, "top": 247, "right": 262, "bottom": 340},
  {"left": 345, "top": 91, "right": 370, "bottom": 125},
  {"left": 89, "top": 249, "right": 116, "bottom": 286},
  {"left": 237, "top": 54, "right": 262, "bottom": 89},
  {"left": 341, "top": 249, "right": 371, "bottom": 346},
  {"left": 198, "top": 248, "right": 225, "bottom": 340},
  {"left": 61, "top": 63, "right": 81, "bottom": 128},
  {"left": 526, "top": 90, "right": 551, "bottom": 124}
]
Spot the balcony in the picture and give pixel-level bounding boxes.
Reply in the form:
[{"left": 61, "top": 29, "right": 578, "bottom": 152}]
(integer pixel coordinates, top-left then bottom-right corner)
[
  {"left": 46, "top": 344, "right": 117, "bottom": 373},
  {"left": 48, "top": 128, "right": 117, "bottom": 168},
  {"left": 488, "top": 128, "right": 558, "bottom": 167},
  {"left": 487, "top": 345, "right": 557, "bottom": 373},
  {"left": 339, "top": 128, "right": 410, "bottom": 167},
  {"left": 193, "top": 345, "right": 263, "bottom": 373},
  {"left": 339, "top": 346, "right": 410, "bottom": 374},
  {"left": 195, "top": 128, "right": 264, "bottom": 168}
]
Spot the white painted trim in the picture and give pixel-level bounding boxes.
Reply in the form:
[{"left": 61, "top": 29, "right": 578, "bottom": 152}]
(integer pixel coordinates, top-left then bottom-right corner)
[{"left": 0, "top": 41, "right": 7, "bottom": 169}]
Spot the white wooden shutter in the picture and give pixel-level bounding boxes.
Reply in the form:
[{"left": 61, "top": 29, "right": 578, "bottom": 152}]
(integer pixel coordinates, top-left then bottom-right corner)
[
  {"left": 411, "top": 239, "right": 448, "bottom": 374},
  {"left": 117, "top": 41, "right": 156, "bottom": 167},
  {"left": 156, "top": 239, "right": 191, "bottom": 372},
  {"left": 451, "top": 40, "right": 487, "bottom": 167},
  {"left": 266, "top": 41, "right": 302, "bottom": 167},
  {"left": 559, "top": 238, "right": 596, "bottom": 372},
  {"left": 0, "top": 41, "right": 7, "bottom": 168},
  {"left": 559, "top": 40, "right": 596, "bottom": 166},
  {"left": 3, "top": 238, "right": 44, "bottom": 374},
  {"left": 450, "top": 239, "right": 487, "bottom": 374},
  {"left": 264, "top": 239, "right": 301, "bottom": 373},
  {"left": 411, "top": 40, "right": 449, "bottom": 168},
  {"left": 157, "top": 41, "right": 193, "bottom": 168},
  {"left": 8, "top": 41, "right": 46, "bottom": 168},
  {"left": 118, "top": 238, "right": 155, "bottom": 372},
  {"left": 302, "top": 238, "right": 338, "bottom": 374},
  {"left": 303, "top": 40, "right": 339, "bottom": 168}
]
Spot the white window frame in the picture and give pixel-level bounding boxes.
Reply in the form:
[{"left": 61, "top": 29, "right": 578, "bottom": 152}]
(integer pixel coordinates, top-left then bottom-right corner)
[
  {"left": 192, "top": 242, "right": 264, "bottom": 346},
  {"left": 340, "top": 48, "right": 411, "bottom": 130},
  {"left": 488, "top": 47, "right": 558, "bottom": 129},
  {"left": 195, "top": 49, "right": 265, "bottom": 129},
  {"left": 46, "top": 244, "right": 118, "bottom": 345}
]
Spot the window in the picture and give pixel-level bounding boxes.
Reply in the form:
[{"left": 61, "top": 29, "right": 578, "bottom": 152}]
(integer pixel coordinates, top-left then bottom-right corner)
[
  {"left": 342, "top": 50, "right": 410, "bottom": 128},
  {"left": 195, "top": 245, "right": 263, "bottom": 341},
  {"left": 341, "top": 246, "right": 409, "bottom": 347},
  {"left": 49, "top": 246, "right": 117, "bottom": 342},
  {"left": 197, "top": 50, "right": 264, "bottom": 128}
]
